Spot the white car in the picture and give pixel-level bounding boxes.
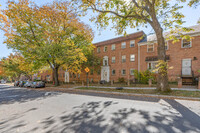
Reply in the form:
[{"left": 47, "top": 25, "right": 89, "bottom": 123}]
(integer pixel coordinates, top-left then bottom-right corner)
[{"left": 0, "top": 80, "right": 6, "bottom": 84}]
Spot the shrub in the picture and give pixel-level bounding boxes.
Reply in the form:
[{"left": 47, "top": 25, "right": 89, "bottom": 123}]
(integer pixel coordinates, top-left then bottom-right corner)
[
  {"left": 118, "top": 77, "right": 125, "bottom": 83},
  {"left": 134, "top": 70, "right": 156, "bottom": 84}
]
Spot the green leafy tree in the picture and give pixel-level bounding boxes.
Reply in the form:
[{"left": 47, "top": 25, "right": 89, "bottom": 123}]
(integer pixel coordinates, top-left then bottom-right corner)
[
  {"left": 76, "top": 0, "right": 189, "bottom": 92},
  {"left": 188, "top": 0, "right": 200, "bottom": 7},
  {"left": 0, "top": 0, "right": 94, "bottom": 86}
]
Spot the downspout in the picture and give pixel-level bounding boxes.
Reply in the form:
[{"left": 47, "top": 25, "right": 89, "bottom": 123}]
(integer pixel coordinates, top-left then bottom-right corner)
[
  {"left": 137, "top": 43, "right": 140, "bottom": 82},
  {"left": 138, "top": 43, "right": 140, "bottom": 72}
]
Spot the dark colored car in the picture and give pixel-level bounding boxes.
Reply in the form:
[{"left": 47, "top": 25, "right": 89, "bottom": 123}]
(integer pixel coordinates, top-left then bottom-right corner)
[
  {"left": 24, "top": 81, "right": 33, "bottom": 88},
  {"left": 31, "top": 81, "right": 45, "bottom": 88},
  {"left": 18, "top": 81, "right": 27, "bottom": 87},
  {"left": 14, "top": 81, "right": 20, "bottom": 86}
]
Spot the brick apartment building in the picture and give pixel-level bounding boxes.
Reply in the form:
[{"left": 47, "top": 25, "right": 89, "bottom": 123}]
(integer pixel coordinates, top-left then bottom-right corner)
[{"left": 39, "top": 24, "right": 200, "bottom": 84}]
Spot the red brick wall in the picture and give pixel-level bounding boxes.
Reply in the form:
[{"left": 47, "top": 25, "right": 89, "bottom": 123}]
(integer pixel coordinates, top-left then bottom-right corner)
[
  {"left": 140, "top": 35, "right": 200, "bottom": 81},
  {"left": 92, "top": 32, "right": 144, "bottom": 82},
  {"left": 38, "top": 34, "right": 200, "bottom": 83}
]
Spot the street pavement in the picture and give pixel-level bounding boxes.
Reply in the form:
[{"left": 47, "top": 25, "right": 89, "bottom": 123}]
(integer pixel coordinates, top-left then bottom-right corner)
[{"left": 0, "top": 84, "right": 200, "bottom": 133}]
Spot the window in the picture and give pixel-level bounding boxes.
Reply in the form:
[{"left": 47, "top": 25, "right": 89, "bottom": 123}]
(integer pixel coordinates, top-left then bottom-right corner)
[
  {"left": 165, "top": 41, "right": 169, "bottom": 50},
  {"left": 73, "top": 73, "right": 76, "bottom": 78},
  {"left": 147, "top": 44, "right": 154, "bottom": 52},
  {"left": 122, "top": 55, "right": 126, "bottom": 63},
  {"left": 112, "top": 69, "right": 116, "bottom": 75},
  {"left": 112, "top": 56, "right": 116, "bottom": 63},
  {"left": 111, "top": 44, "right": 116, "bottom": 50},
  {"left": 121, "top": 42, "right": 126, "bottom": 49},
  {"left": 182, "top": 39, "right": 192, "bottom": 48},
  {"left": 130, "top": 54, "right": 135, "bottom": 62},
  {"left": 130, "top": 69, "right": 135, "bottom": 75},
  {"left": 130, "top": 40, "right": 135, "bottom": 47},
  {"left": 97, "top": 69, "right": 101, "bottom": 75},
  {"left": 122, "top": 69, "right": 126, "bottom": 75},
  {"left": 78, "top": 74, "right": 80, "bottom": 79},
  {"left": 148, "top": 62, "right": 157, "bottom": 71},
  {"left": 103, "top": 56, "right": 108, "bottom": 66},
  {"left": 104, "top": 46, "right": 107, "bottom": 52},
  {"left": 90, "top": 69, "right": 94, "bottom": 75},
  {"left": 97, "top": 47, "right": 100, "bottom": 53}
]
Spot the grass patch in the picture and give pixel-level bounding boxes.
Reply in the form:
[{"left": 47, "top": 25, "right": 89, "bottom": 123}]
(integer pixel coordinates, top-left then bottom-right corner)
[
  {"left": 88, "top": 83, "right": 178, "bottom": 88},
  {"left": 75, "top": 87, "right": 200, "bottom": 98}
]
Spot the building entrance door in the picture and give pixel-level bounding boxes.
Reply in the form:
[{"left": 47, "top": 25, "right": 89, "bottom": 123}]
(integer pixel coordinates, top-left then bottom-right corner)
[{"left": 182, "top": 59, "right": 192, "bottom": 76}]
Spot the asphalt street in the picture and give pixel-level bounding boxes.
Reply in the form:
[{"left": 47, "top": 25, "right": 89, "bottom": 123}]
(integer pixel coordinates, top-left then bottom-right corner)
[{"left": 0, "top": 84, "right": 200, "bottom": 133}]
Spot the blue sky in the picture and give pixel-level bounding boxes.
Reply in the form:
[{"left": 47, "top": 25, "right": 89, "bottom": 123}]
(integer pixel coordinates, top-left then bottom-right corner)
[{"left": 0, "top": 0, "right": 200, "bottom": 58}]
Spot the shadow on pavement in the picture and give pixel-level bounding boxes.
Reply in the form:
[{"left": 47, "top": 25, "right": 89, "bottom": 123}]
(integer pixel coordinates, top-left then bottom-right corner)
[
  {"left": 3, "top": 100, "right": 196, "bottom": 133},
  {"left": 0, "top": 85, "right": 59, "bottom": 105},
  {"left": 1, "top": 84, "right": 200, "bottom": 133}
]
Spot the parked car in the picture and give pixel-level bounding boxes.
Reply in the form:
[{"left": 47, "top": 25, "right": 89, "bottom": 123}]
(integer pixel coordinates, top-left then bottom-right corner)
[
  {"left": 31, "top": 81, "right": 45, "bottom": 88},
  {"left": 24, "top": 81, "right": 33, "bottom": 88},
  {"left": 14, "top": 81, "right": 20, "bottom": 86},
  {"left": 0, "top": 79, "right": 6, "bottom": 84},
  {"left": 18, "top": 81, "right": 27, "bottom": 87}
]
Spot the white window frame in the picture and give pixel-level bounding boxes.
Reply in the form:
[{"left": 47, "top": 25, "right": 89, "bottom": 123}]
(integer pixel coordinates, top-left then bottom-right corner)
[
  {"left": 104, "top": 46, "right": 107, "bottom": 52},
  {"left": 147, "top": 61, "right": 158, "bottom": 72},
  {"left": 112, "top": 69, "right": 116, "bottom": 75},
  {"left": 111, "top": 56, "right": 115, "bottom": 63},
  {"left": 130, "top": 54, "right": 135, "bottom": 62},
  {"left": 121, "top": 42, "right": 126, "bottom": 49},
  {"left": 181, "top": 39, "right": 192, "bottom": 48},
  {"left": 111, "top": 44, "right": 116, "bottom": 50},
  {"left": 122, "top": 69, "right": 126, "bottom": 75},
  {"left": 165, "top": 41, "right": 169, "bottom": 50},
  {"left": 122, "top": 55, "right": 126, "bottom": 63},
  {"left": 147, "top": 44, "right": 154, "bottom": 52},
  {"left": 97, "top": 47, "right": 100, "bottom": 53},
  {"left": 130, "top": 69, "right": 135, "bottom": 75},
  {"left": 130, "top": 40, "right": 135, "bottom": 47}
]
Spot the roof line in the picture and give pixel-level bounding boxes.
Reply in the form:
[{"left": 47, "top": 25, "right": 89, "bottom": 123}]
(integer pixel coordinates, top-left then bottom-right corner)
[{"left": 93, "top": 31, "right": 145, "bottom": 45}]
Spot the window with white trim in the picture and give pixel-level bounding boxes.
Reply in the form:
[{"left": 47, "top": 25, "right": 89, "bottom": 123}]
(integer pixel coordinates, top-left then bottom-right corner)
[
  {"left": 111, "top": 56, "right": 115, "bottom": 63},
  {"left": 122, "top": 55, "right": 126, "bottom": 63},
  {"left": 112, "top": 69, "right": 116, "bottom": 75},
  {"left": 111, "top": 44, "right": 116, "bottom": 50},
  {"left": 104, "top": 46, "right": 107, "bottom": 52},
  {"left": 182, "top": 39, "right": 192, "bottom": 48},
  {"left": 97, "top": 47, "right": 100, "bottom": 53},
  {"left": 147, "top": 44, "right": 154, "bottom": 52},
  {"left": 130, "top": 54, "right": 135, "bottom": 62},
  {"left": 121, "top": 42, "right": 126, "bottom": 49},
  {"left": 147, "top": 62, "right": 157, "bottom": 71},
  {"left": 130, "top": 40, "right": 135, "bottom": 47},
  {"left": 122, "top": 69, "right": 126, "bottom": 75},
  {"left": 130, "top": 69, "right": 135, "bottom": 75}
]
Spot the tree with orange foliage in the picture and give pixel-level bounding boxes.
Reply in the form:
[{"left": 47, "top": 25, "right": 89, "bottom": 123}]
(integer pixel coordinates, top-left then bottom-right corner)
[
  {"left": 0, "top": 53, "right": 37, "bottom": 80},
  {"left": 0, "top": 0, "right": 94, "bottom": 86}
]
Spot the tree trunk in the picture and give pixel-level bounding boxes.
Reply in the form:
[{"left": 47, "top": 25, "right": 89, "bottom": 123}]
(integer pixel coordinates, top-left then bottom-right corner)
[
  {"left": 151, "top": 17, "right": 171, "bottom": 92},
  {"left": 53, "top": 67, "right": 59, "bottom": 86},
  {"left": 155, "top": 30, "right": 171, "bottom": 92}
]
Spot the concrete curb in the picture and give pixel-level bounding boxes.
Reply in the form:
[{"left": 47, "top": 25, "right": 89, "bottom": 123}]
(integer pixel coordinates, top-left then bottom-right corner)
[{"left": 73, "top": 88, "right": 200, "bottom": 101}]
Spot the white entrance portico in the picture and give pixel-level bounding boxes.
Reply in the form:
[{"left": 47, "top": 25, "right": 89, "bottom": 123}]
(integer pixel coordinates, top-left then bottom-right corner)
[{"left": 101, "top": 56, "right": 110, "bottom": 82}]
